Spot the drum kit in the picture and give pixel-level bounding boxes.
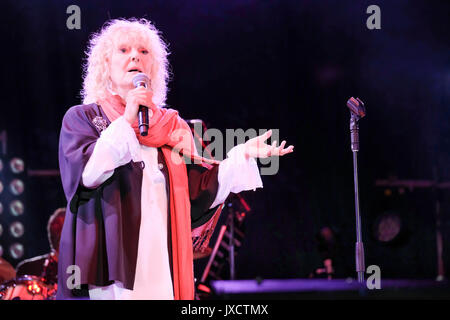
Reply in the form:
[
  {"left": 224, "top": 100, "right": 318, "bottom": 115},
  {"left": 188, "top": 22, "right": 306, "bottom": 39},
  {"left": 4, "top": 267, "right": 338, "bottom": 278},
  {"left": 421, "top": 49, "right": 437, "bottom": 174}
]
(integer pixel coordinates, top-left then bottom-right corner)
[
  {"left": 0, "top": 257, "right": 57, "bottom": 300},
  {"left": 0, "top": 275, "right": 57, "bottom": 300}
]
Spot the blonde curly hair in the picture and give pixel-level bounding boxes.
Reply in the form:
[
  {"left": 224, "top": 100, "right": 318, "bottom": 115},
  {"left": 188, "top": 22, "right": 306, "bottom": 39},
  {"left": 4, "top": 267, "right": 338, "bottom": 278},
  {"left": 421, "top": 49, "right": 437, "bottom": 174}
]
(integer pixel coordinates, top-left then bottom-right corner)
[{"left": 81, "top": 18, "right": 170, "bottom": 106}]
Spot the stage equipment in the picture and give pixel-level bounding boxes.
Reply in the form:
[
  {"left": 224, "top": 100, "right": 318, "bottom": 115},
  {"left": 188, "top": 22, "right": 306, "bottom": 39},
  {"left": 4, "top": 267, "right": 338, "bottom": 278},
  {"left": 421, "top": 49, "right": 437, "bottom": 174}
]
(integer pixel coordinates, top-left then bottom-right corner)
[
  {"left": 209, "top": 278, "right": 450, "bottom": 299},
  {"left": 0, "top": 275, "right": 57, "bottom": 300},
  {"left": 373, "top": 210, "right": 403, "bottom": 244},
  {"left": 0, "top": 131, "right": 28, "bottom": 263},
  {"left": 186, "top": 118, "right": 214, "bottom": 159},
  {"left": 193, "top": 247, "right": 212, "bottom": 260},
  {"left": 375, "top": 178, "right": 450, "bottom": 281},
  {"left": 198, "top": 195, "right": 250, "bottom": 285},
  {"left": 347, "top": 97, "right": 366, "bottom": 283}
]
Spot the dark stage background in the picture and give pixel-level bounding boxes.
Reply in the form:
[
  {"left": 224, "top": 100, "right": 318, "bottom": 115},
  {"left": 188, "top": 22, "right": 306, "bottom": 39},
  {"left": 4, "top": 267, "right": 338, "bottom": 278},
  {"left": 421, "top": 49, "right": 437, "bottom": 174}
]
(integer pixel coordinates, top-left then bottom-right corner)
[{"left": 0, "top": 0, "right": 449, "bottom": 282}]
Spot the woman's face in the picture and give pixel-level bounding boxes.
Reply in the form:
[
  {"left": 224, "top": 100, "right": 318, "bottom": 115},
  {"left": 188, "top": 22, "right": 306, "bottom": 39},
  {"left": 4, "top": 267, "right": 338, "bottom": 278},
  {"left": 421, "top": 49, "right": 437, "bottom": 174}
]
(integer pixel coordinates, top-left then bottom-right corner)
[{"left": 109, "top": 32, "right": 152, "bottom": 97}]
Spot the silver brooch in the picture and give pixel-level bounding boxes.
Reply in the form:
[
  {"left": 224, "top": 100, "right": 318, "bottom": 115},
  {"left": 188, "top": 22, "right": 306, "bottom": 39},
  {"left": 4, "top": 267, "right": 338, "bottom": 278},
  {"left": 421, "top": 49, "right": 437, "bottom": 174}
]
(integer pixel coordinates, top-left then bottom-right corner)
[{"left": 92, "top": 116, "right": 107, "bottom": 132}]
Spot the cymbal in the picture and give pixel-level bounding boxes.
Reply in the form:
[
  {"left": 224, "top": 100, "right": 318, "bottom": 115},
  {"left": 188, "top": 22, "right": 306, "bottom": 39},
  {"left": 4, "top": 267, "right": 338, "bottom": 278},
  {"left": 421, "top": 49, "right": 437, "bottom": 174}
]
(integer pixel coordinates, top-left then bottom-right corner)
[
  {"left": 0, "top": 257, "right": 16, "bottom": 283},
  {"left": 193, "top": 247, "right": 212, "bottom": 260}
]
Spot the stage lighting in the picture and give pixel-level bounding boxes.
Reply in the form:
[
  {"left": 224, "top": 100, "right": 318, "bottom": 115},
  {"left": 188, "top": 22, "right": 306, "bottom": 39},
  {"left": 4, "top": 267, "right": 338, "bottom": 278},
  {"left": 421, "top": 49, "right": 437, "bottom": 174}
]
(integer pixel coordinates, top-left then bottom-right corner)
[
  {"left": 9, "top": 158, "right": 24, "bottom": 174},
  {"left": 9, "top": 221, "right": 24, "bottom": 238},
  {"left": 9, "top": 200, "right": 24, "bottom": 216},
  {"left": 9, "top": 243, "right": 24, "bottom": 259},
  {"left": 9, "top": 179, "right": 24, "bottom": 195},
  {"left": 373, "top": 211, "right": 403, "bottom": 243},
  {"left": 0, "top": 140, "right": 29, "bottom": 263}
]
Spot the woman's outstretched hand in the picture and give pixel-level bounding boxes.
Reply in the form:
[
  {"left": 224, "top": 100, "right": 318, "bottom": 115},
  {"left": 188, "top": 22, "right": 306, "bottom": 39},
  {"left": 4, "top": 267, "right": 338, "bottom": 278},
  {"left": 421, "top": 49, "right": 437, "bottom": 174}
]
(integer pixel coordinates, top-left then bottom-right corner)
[{"left": 244, "top": 129, "right": 294, "bottom": 159}]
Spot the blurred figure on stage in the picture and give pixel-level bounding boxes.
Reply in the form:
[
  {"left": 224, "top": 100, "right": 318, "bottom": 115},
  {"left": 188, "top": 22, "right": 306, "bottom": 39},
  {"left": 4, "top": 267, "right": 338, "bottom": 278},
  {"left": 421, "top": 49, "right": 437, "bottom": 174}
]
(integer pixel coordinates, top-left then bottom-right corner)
[
  {"left": 309, "top": 226, "right": 344, "bottom": 279},
  {"left": 57, "top": 18, "right": 293, "bottom": 300},
  {"left": 15, "top": 208, "right": 65, "bottom": 285}
]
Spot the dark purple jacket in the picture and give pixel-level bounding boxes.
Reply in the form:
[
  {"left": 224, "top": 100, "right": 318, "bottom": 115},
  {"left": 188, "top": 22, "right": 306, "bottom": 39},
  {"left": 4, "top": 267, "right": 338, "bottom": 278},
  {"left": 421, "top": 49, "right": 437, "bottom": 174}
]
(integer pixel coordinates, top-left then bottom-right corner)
[{"left": 56, "top": 104, "right": 220, "bottom": 299}]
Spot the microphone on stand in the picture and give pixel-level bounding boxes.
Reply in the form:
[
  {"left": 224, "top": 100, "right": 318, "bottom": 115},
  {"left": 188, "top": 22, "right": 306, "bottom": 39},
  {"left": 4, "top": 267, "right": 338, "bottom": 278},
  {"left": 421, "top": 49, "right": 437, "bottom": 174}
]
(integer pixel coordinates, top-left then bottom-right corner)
[
  {"left": 346, "top": 96, "right": 366, "bottom": 283},
  {"left": 132, "top": 73, "right": 151, "bottom": 136},
  {"left": 347, "top": 97, "right": 366, "bottom": 152}
]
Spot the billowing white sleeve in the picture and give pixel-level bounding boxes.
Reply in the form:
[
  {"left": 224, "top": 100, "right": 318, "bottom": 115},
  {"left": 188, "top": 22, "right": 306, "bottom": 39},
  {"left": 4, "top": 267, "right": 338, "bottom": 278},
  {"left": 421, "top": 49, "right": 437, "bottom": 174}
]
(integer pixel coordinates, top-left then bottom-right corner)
[
  {"left": 82, "top": 116, "right": 142, "bottom": 189},
  {"left": 209, "top": 143, "right": 263, "bottom": 208}
]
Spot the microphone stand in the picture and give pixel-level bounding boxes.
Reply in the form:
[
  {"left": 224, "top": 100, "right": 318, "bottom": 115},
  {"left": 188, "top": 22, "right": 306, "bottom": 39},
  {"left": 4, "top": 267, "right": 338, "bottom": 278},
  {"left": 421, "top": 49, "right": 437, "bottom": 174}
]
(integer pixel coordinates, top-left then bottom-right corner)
[
  {"left": 228, "top": 204, "right": 236, "bottom": 280},
  {"left": 347, "top": 97, "right": 366, "bottom": 284}
]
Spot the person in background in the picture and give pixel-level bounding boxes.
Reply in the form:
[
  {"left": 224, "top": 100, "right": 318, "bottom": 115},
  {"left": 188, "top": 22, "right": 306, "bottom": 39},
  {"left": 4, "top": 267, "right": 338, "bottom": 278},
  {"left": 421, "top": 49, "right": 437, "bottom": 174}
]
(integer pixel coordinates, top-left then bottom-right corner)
[
  {"left": 0, "top": 258, "right": 16, "bottom": 284},
  {"left": 15, "top": 207, "right": 65, "bottom": 284}
]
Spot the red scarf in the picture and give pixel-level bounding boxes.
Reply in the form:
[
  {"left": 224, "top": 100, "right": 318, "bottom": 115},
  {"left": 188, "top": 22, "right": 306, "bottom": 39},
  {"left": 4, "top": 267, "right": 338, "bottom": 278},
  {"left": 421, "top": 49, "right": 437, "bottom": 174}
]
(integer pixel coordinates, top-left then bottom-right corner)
[{"left": 99, "top": 91, "right": 218, "bottom": 300}]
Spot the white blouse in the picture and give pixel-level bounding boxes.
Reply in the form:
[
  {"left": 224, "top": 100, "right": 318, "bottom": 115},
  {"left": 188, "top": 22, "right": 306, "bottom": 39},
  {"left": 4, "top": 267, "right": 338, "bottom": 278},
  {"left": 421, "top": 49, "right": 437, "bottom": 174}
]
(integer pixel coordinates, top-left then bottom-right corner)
[{"left": 82, "top": 116, "right": 262, "bottom": 300}]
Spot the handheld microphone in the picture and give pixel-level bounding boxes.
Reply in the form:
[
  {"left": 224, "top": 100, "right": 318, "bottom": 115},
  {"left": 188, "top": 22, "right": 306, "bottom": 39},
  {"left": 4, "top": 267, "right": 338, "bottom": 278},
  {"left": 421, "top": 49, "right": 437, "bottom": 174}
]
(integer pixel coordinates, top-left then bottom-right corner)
[{"left": 132, "top": 73, "right": 151, "bottom": 136}]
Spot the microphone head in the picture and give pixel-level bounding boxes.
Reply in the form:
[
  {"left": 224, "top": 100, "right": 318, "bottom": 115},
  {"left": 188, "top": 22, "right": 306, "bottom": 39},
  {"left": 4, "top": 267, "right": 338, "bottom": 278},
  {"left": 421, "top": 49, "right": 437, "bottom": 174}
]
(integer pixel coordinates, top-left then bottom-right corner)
[
  {"left": 347, "top": 97, "right": 366, "bottom": 118},
  {"left": 132, "top": 73, "right": 150, "bottom": 88}
]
